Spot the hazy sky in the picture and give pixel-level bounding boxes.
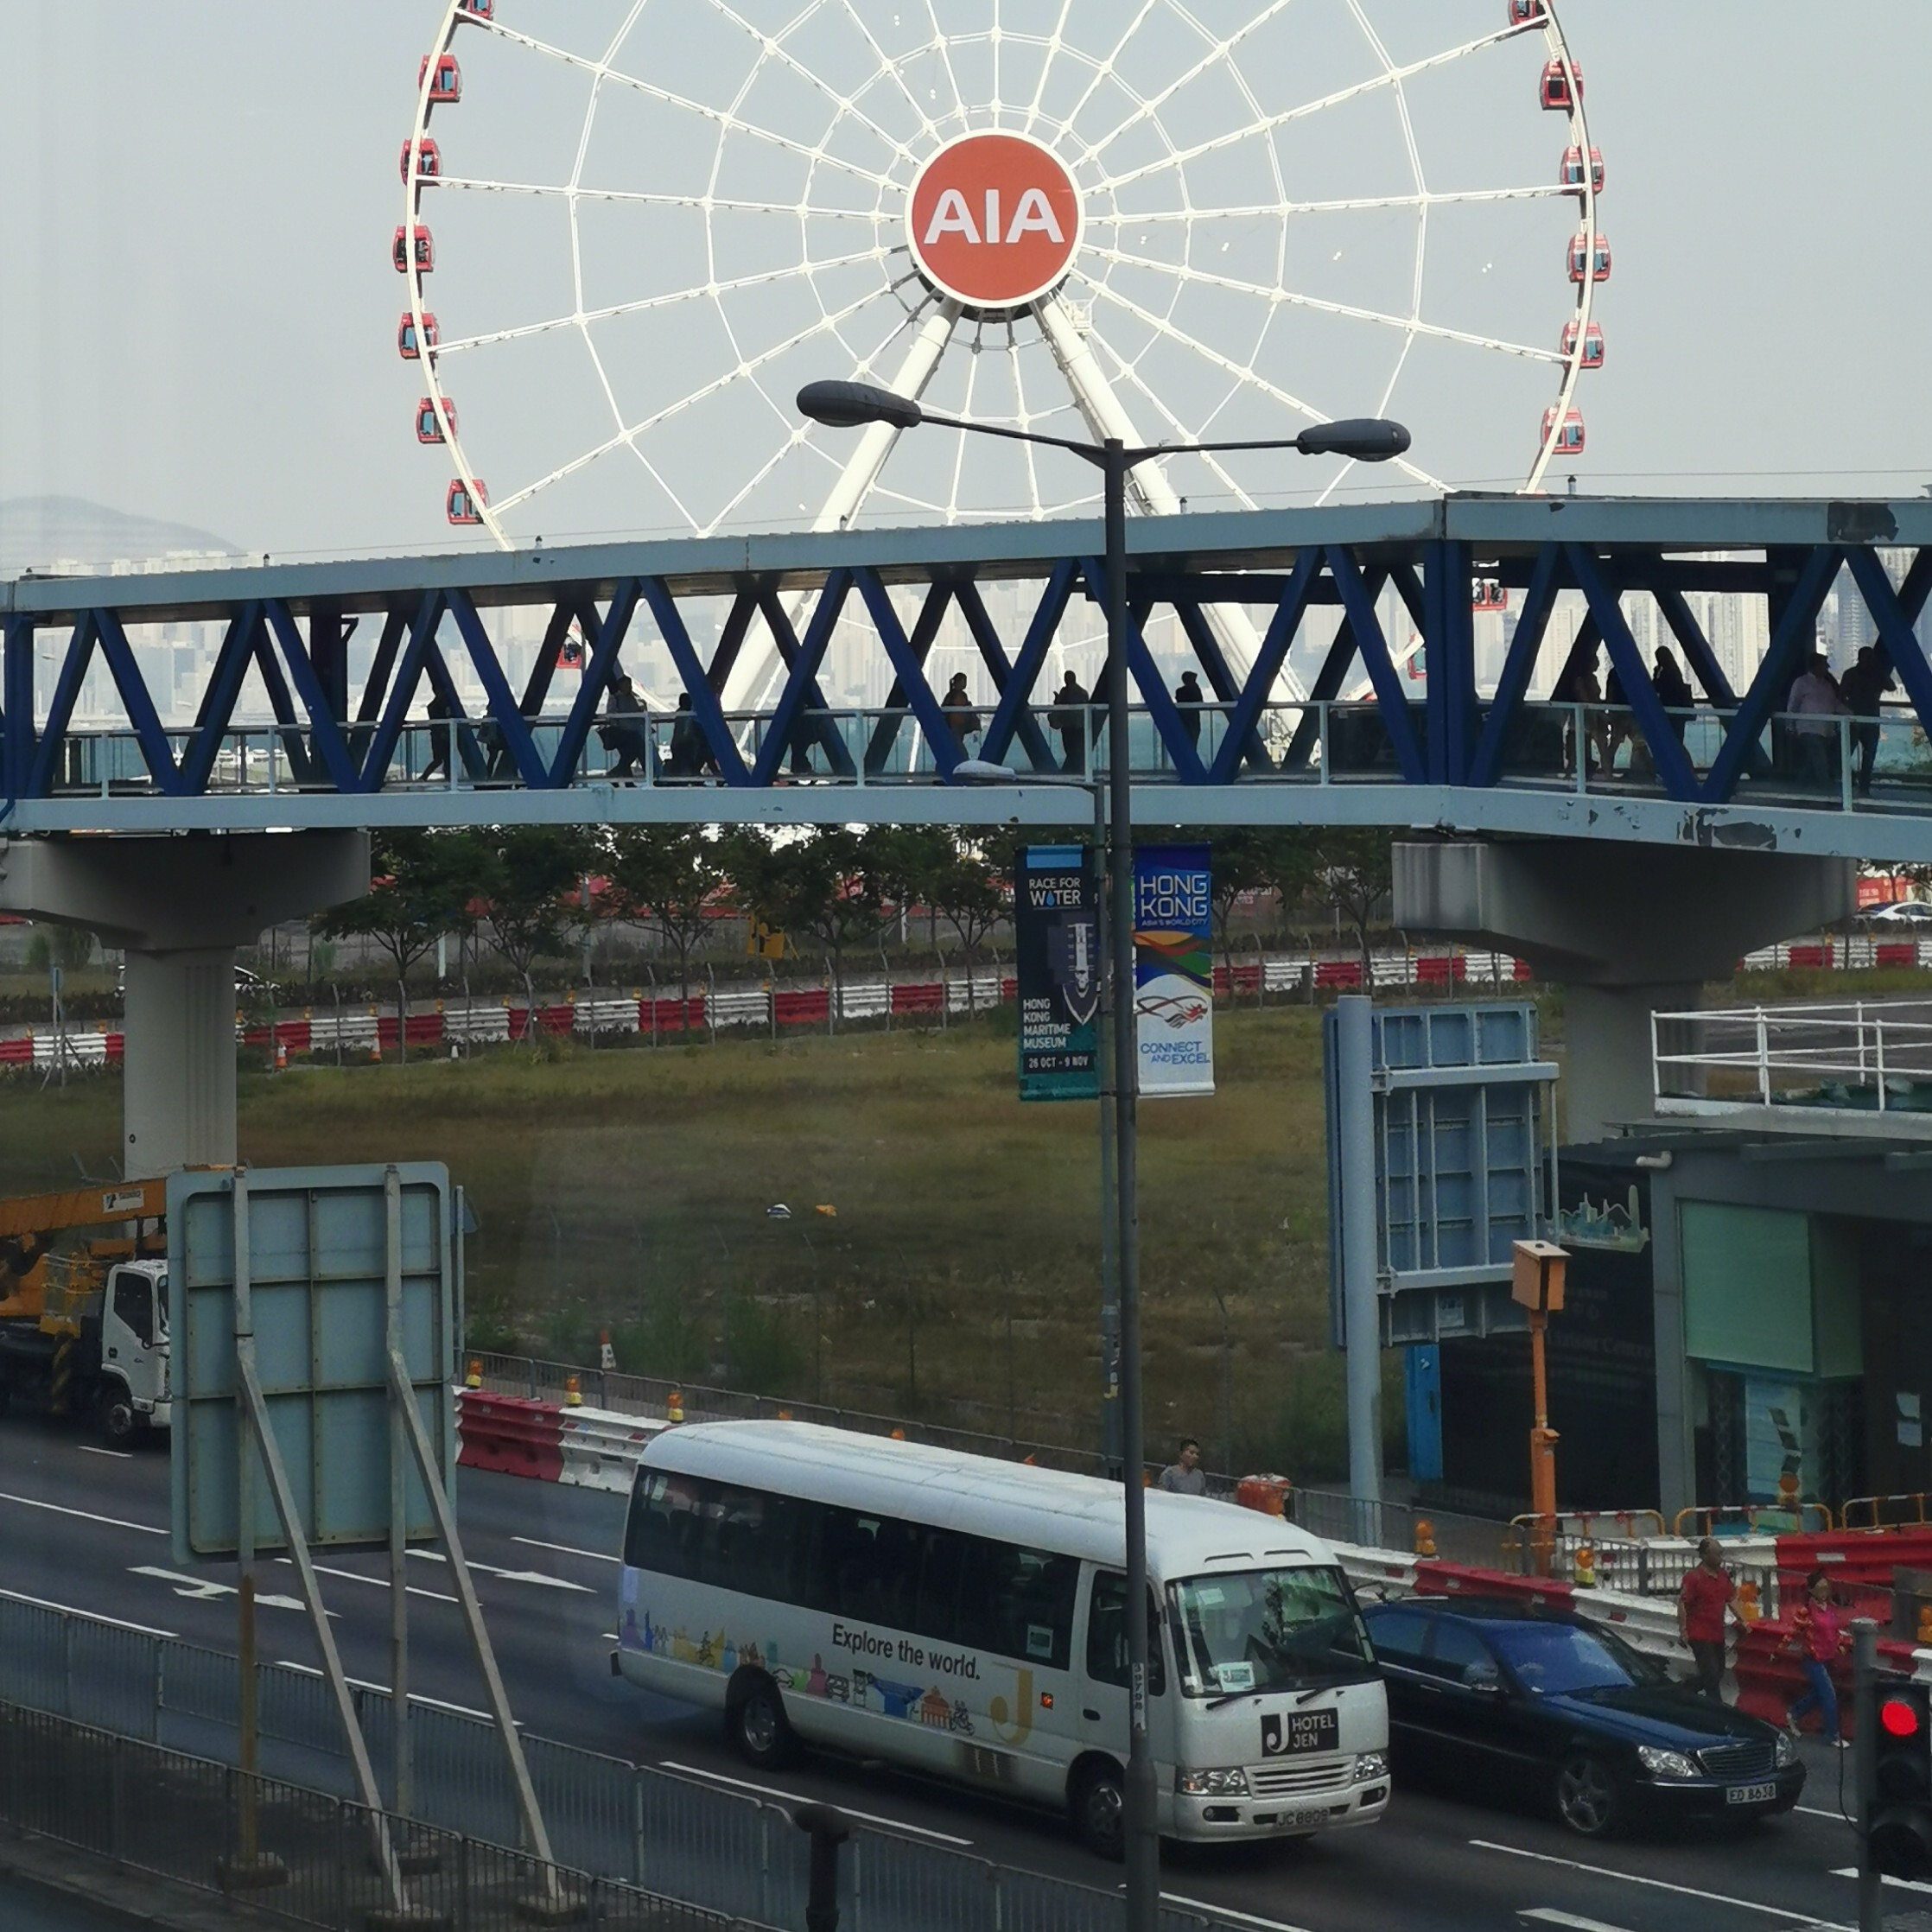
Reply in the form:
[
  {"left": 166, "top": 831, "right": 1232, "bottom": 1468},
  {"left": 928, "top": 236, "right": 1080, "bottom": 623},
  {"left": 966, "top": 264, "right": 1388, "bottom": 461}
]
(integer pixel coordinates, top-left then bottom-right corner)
[{"left": 2, "top": 2, "right": 1929, "bottom": 565}]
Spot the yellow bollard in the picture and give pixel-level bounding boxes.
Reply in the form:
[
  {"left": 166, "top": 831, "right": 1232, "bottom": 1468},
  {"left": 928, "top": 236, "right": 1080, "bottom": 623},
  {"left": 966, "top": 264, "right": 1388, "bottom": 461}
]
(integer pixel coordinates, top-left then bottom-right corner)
[
  {"left": 563, "top": 1375, "right": 582, "bottom": 1408},
  {"left": 464, "top": 1358, "right": 482, "bottom": 1390},
  {"left": 1573, "top": 1542, "right": 1598, "bottom": 1589},
  {"left": 1414, "top": 1518, "right": 1438, "bottom": 1559},
  {"left": 667, "top": 1389, "right": 684, "bottom": 1425},
  {"left": 890, "top": 1427, "right": 906, "bottom": 1441},
  {"left": 1737, "top": 1579, "right": 1763, "bottom": 1624}
]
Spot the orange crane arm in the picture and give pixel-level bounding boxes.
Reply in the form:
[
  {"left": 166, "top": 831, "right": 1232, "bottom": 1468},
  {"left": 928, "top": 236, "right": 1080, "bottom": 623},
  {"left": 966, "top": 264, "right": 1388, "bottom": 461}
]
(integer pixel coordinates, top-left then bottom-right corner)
[{"left": 0, "top": 1179, "right": 168, "bottom": 1242}]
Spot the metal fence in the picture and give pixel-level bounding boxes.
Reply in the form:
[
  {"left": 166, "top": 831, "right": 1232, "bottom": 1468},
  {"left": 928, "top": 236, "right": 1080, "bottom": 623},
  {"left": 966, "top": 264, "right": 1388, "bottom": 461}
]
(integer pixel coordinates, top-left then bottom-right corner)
[
  {"left": 0, "top": 1699, "right": 756, "bottom": 1932},
  {"left": 0, "top": 1594, "right": 1253, "bottom": 1932}
]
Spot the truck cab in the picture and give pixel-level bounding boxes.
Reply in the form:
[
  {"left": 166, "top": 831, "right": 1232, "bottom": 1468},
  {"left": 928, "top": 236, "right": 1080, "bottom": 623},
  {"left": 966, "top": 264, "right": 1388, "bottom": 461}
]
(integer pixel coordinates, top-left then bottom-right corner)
[{"left": 99, "top": 1260, "right": 169, "bottom": 1438}]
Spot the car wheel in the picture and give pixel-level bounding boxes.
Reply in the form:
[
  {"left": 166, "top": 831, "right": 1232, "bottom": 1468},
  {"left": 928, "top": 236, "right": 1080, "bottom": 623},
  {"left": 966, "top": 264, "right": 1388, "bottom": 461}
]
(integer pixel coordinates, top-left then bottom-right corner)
[
  {"left": 727, "top": 1675, "right": 794, "bottom": 1770},
  {"left": 1073, "top": 1761, "right": 1127, "bottom": 1862},
  {"left": 96, "top": 1387, "right": 138, "bottom": 1445},
  {"left": 1554, "top": 1753, "right": 1623, "bottom": 1838}
]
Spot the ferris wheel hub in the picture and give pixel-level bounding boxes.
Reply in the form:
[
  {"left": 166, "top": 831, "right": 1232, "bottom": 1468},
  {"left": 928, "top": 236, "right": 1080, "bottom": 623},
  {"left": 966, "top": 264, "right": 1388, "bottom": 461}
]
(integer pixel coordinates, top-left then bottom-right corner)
[{"left": 906, "top": 131, "right": 1084, "bottom": 315}]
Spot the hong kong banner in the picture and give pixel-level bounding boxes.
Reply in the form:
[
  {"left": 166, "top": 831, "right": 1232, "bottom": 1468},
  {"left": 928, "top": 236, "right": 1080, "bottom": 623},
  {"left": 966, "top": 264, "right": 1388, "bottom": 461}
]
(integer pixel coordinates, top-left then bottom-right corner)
[
  {"left": 1134, "top": 844, "right": 1215, "bottom": 1098},
  {"left": 1014, "top": 845, "right": 1102, "bottom": 1103}
]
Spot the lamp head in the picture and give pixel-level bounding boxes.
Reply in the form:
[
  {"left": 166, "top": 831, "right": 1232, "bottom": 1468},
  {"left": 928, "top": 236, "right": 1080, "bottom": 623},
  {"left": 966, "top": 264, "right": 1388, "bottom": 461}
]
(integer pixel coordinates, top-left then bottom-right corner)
[
  {"left": 1295, "top": 417, "right": 1412, "bottom": 463},
  {"left": 798, "top": 380, "right": 925, "bottom": 431}
]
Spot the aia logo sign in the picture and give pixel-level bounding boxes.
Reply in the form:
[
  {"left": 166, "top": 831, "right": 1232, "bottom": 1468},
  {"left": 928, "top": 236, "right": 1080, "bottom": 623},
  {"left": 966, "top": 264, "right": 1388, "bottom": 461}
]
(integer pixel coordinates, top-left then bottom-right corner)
[{"left": 908, "top": 132, "right": 1084, "bottom": 310}]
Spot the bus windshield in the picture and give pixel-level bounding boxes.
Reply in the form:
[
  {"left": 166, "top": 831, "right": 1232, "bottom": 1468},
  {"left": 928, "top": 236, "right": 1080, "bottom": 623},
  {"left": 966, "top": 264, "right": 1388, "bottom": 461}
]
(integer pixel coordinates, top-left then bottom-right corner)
[{"left": 1168, "top": 1566, "right": 1374, "bottom": 1698}]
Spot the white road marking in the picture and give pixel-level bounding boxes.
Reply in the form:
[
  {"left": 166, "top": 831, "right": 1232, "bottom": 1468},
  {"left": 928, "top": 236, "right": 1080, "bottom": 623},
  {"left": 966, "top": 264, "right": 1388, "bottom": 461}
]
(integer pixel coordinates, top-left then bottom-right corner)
[
  {"left": 0, "top": 1490, "right": 165, "bottom": 1536},
  {"left": 272, "top": 1557, "right": 458, "bottom": 1605},
  {"left": 275, "top": 1662, "right": 504, "bottom": 1725},
  {"left": 404, "top": 1549, "right": 590, "bottom": 1592},
  {"left": 79, "top": 1446, "right": 132, "bottom": 1460},
  {"left": 1471, "top": 1841, "right": 1852, "bottom": 1929},
  {"left": 1797, "top": 1803, "right": 1853, "bottom": 1821},
  {"left": 1521, "top": 1911, "right": 1636, "bottom": 1932},
  {"left": 0, "top": 1586, "right": 175, "bottom": 1640},
  {"left": 658, "top": 1761, "right": 973, "bottom": 1847},
  {"left": 129, "top": 1566, "right": 313, "bottom": 1613},
  {"left": 512, "top": 1535, "right": 620, "bottom": 1565},
  {"left": 1830, "top": 1867, "right": 1932, "bottom": 1896},
  {"left": 1161, "top": 1895, "right": 1312, "bottom": 1932}
]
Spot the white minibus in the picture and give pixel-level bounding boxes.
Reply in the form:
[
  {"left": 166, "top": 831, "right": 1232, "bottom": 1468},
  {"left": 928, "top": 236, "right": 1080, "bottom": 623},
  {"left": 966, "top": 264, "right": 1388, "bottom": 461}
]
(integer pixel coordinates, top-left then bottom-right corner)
[{"left": 613, "top": 1421, "right": 1389, "bottom": 1857}]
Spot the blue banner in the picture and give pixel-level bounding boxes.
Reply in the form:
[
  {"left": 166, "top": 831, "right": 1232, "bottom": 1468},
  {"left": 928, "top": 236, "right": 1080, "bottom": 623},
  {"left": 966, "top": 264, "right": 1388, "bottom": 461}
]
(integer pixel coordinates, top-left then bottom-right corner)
[{"left": 1015, "top": 845, "right": 1101, "bottom": 1103}]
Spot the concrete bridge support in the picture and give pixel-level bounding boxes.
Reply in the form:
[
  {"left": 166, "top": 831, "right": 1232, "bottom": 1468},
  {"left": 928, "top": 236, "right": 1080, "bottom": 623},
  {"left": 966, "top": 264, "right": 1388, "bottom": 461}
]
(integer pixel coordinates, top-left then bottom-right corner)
[
  {"left": 0, "top": 833, "right": 369, "bottom": 1174},
  {"left": 1393, "top": 840, "right": 1858, "bottom": 1142}
]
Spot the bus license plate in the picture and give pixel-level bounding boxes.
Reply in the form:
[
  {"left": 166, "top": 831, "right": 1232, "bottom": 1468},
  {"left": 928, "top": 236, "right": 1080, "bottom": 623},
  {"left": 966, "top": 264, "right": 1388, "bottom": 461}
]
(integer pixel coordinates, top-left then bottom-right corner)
[{"left": 1725, "top": 1782, "right": 1777, "bottom": 1806}]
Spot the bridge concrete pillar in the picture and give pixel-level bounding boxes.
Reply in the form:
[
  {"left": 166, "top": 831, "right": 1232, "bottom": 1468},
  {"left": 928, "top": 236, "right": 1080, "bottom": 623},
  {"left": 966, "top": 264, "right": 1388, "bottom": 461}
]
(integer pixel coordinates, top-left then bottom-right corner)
[
  {"left": 0, "top": 832, "right": 369, "bottom": 1174},
  {"left": 1393, "top": 840, "right": 1857, "bottom": 1142}
]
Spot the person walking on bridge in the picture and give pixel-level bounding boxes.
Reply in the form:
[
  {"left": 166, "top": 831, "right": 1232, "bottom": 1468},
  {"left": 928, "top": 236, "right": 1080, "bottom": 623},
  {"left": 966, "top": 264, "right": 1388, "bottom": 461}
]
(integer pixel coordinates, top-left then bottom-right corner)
[
  {"left": 1677, "top": 1537, "right": 1738, "bottom": 1700},
  {"left": 1158, "top": 1438, "right": 1207, "bottom": 1496}
]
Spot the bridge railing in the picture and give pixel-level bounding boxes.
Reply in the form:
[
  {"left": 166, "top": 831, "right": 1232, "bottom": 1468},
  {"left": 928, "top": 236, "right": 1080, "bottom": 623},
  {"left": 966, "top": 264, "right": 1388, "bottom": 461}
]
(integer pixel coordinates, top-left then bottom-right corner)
[
  {"left": 1653, "top": 997, "right": 1932, "bottom": 1128},
  {"left": 33, "top": 699, "right": 1932, "bottom": 811}
]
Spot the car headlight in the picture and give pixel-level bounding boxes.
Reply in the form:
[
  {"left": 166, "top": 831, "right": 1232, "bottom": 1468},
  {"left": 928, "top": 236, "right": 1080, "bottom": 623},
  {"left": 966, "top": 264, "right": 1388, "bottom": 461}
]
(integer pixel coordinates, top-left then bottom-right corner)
[
  {"left": 1354, "top": 1752, "right": 1389, "bottom": 1783},
  {"left": 1776, "top": 1731, "right": 1798, "bottom": 1769},
  {"left": 1636, "top": 1745, "right": 1700, "bottom": 1782},
  {"left": 1176, "top": 1767, "right": 1251, "bottom": 1797}
]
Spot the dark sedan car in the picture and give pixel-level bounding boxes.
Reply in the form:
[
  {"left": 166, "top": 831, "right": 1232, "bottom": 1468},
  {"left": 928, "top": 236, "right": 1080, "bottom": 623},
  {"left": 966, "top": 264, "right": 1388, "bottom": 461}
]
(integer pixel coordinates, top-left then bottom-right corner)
[{"left": 1361, "top": 1597, "right": 1803, "bottom": 1837}]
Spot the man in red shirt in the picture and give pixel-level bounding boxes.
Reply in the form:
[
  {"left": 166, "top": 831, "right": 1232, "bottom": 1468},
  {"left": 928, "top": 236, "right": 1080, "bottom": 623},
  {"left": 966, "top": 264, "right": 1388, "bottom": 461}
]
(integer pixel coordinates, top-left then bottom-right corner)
[{"left": 1679, "top": 1537, "right": 1738, "bottom": 1699}]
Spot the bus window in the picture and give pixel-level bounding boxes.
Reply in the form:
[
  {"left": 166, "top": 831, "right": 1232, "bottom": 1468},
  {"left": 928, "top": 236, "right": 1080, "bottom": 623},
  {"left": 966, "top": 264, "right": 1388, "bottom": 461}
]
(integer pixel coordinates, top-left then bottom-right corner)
[
  {"left": 971, "top": 1542, "right": 1079, "bottom": 1671},
  {"left": 625, "top": 1471, "right": 704, "bottom": 1579},
  {"left": 1169, "top": 1566, "right": 1374, "bottom": 1697},
  {"left": 1084, "top": 1573, "right": 1166, "bottom": 1694},
  {"left": 912, "top": 1523, "right": 966, "bottom": 1640}
]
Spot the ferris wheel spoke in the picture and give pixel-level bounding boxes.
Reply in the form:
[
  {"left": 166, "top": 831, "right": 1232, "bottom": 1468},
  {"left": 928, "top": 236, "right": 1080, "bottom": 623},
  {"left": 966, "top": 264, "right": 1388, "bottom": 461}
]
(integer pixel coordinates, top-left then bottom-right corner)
[
  {"left": 439, "top": 175, "right": 894, "bottom": 229},
  {"left": 1067, "top": 0, "right": 1298, "bottom": 172},
  {"left": 1084, "top": 245, "right": 1564, "bottom": 365},
  {"left": 1055, "top": 0, "right": 1163, "bottom": 151},
  {"left": 826, "top": 0, "right": 941, "bottom": 143},
  {"left": 476, "top": 19, "right": 899, "bottom": 193},
  {"left": 683, "top": 0, "right": 923, "bottom": 171},
  {"left": 1094, "top": 23, "right": 1526, "bottom": 195},
  {"left": 1091, "top": 183, "right": 1568, "bottom": 224},
  {"left": 1092, "top": 338, "right": 1260, "bottom": 514},
  {"left": 1018, "top": 0, "right": 1079, "bottom": 138},
  {"left": 489, "top": 282, "right": 893, "bottom": 520}
]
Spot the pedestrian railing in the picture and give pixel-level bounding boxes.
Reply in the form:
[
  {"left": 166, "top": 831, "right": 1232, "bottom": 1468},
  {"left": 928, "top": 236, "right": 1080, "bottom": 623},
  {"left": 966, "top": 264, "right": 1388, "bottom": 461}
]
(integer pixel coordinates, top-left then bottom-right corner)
[{"left": 0, "top": 1593, "right": 1262, "bottom": 1932}]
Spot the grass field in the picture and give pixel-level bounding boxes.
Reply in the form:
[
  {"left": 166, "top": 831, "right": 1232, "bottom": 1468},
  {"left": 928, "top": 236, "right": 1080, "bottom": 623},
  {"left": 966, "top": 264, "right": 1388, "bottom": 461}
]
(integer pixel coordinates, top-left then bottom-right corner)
[{"left": 0, "top": 1008, "right": 1394, "bottom": 1479}]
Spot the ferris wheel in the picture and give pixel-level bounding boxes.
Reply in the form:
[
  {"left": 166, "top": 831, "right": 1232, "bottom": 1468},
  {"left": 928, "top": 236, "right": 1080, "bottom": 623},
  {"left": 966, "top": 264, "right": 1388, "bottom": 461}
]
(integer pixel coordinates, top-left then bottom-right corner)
[{"left": 397, "top": 0, "right": 1603, "bottom": 699}]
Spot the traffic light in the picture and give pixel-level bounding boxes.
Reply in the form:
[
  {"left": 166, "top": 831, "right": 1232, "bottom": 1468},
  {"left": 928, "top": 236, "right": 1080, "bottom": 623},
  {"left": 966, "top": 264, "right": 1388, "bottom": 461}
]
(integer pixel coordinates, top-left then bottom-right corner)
[{"left": 1868, "top": 1677, "right": 1932, "bottom": 1877}]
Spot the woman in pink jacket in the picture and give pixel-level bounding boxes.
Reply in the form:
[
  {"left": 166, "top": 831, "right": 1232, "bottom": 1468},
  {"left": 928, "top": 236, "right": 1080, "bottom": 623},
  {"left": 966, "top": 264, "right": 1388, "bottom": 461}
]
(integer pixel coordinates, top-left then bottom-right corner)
[{"left": 1784, "top": 1568, "right": 1847, "bottom": 1748}]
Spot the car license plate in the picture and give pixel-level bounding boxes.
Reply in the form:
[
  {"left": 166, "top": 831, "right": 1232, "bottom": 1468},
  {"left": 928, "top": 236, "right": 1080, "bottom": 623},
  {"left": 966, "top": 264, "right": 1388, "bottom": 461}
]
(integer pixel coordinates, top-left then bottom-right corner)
[
  {"left": 1725, "top": 1782, "right": 1778, "bottom": 1806},
  {"left": 1281, "top": 1810, "right": 1331, "bottom": 1831}
]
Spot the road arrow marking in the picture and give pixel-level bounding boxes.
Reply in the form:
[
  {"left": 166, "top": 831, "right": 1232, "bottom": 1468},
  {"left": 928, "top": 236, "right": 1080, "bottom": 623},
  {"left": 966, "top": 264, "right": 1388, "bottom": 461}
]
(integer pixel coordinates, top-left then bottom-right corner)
[{"left": 129, "top": 1566, "right": 314, "bottom": 1612}]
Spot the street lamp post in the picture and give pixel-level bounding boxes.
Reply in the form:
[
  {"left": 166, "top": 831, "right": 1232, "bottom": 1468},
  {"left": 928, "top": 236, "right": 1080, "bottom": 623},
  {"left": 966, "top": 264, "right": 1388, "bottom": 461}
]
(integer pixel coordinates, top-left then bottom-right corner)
[{"left": 799, "top": 378, "right": 1408, "bottom": 1916}]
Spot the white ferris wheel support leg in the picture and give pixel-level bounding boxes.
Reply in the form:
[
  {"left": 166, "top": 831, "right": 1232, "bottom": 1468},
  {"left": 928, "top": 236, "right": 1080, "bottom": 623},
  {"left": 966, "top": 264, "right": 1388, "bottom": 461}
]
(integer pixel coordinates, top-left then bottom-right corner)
[
  {"left": 1034, "top": 292, "right": 1309, "bottom": 708},
  {"left": 718, "top": 300, "right": 963, "bottom": 718}
]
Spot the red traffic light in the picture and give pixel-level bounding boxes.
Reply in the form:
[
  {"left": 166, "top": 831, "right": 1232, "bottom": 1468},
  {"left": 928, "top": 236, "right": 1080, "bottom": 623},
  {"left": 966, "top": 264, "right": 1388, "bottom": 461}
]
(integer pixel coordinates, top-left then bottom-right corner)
[{"left": 1884, "top": 1698, "right": 1923, "bottom": 1739}]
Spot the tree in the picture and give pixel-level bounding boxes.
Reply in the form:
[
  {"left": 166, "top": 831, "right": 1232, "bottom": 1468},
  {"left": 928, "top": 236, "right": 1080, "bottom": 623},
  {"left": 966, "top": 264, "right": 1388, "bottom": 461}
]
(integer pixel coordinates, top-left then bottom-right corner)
[
  {"left": 602, "top": 826, "right": 728, "bottom": 1009},
  {"left": 721, "top": 826, "right": 892, "bottom": 1012},
  {"left": 1316, "top": 829, "right": 1395, "bottom": 982},
  {"left": 866, "top": 828, "right": 1008, "bottom": 1010},
  {"left": 474, "top": 826, "right": 597, "bottom": 1035},
  {"left": 312, "top": 830, "right": 474, "bottom": 1062}
]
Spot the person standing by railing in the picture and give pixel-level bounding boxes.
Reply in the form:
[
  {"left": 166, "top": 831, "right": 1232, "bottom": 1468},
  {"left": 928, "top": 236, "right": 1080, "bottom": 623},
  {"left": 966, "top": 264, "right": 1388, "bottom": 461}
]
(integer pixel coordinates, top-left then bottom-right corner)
[{"left": 1786, "top": 651, "right": 1849, "bottom": 791}]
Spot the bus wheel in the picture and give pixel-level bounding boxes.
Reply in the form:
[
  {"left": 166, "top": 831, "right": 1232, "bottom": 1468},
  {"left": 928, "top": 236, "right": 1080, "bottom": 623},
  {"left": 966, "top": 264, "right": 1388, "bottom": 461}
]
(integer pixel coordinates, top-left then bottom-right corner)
[
  {"left": 1073, "top": 1761, "right": 1126, "bottom": 1862},
  {"left": 728, "top": 1675, "right": 795, "bottom": 1770}
]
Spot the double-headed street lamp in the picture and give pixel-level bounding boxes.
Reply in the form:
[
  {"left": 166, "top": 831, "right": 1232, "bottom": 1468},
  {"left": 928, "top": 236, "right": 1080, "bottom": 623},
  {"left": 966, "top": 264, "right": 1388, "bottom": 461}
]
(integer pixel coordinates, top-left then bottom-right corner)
[{"left": 799, "top": 377, "right": 1409, "bottom": 1911}]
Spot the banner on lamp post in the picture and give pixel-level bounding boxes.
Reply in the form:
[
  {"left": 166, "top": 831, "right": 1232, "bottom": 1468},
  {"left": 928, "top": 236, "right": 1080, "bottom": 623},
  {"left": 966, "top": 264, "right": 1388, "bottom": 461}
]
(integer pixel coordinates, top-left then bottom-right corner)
[
  {"left": 1134, "top": 844, "right": 1215, "bottom": 1098},
  {"left": 1014, "top": 845, "right": 1102, "bottom": 1103}
]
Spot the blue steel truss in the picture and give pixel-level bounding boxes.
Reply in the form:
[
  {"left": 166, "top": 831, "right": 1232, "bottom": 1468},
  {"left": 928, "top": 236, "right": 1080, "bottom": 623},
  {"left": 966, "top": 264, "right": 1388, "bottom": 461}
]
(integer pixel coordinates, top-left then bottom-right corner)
[{"left": 3, "top": 495, "right": 1931, "bottom": 861}]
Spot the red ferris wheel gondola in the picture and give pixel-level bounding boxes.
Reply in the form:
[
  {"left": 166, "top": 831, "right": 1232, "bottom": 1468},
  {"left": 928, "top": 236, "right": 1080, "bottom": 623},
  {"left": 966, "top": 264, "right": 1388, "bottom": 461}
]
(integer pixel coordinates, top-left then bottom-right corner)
[
  {"left": 394, "top": 226, "right": 435, "bottom": 273},
  {"left": 420, "top": 54, "right": 462, "bottom": 103},
  {"left": 455, "top": 0, "right": 493, "bottom": 17},
  {"left": 1473, "top": 580, "right": 1510, "bottom": 613},
  {"left": 1567, "top": 232, "right": 1611, "bottom": 283},
  {"left": 1561, "top": 321, "right": 1606, "bottom": 369},
  {"left": 402, "top": 138, "right": 442, "bottom": 186},
  {"left": 1560, "top": 146, "right": 1605, "bottom": 197},
  {"left": 398, "top": 311, "right": 440, "bottom": 360},
  {"left": 1542, "top": 407, "right": 1586, "bottom": 454},
  {"left": 1508, "top": 1, "right": 1547, "bottom": 22},
  {"left": 1541, "top": 60, "right": 1582, "bottom": 111},
  {"left": 416, "top": 397, "right": 458, "bottom": 445},
  {"left": 448, "top": 480, "right": 488, "bottom": 526}
]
